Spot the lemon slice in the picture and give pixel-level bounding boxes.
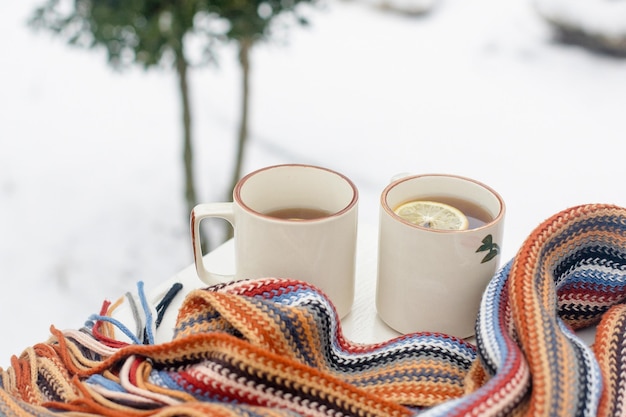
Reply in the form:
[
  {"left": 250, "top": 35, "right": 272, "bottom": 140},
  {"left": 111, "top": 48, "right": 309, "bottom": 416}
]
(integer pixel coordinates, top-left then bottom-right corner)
[{"left": 394, "top": 200, "right": 469, "bottom": 230}]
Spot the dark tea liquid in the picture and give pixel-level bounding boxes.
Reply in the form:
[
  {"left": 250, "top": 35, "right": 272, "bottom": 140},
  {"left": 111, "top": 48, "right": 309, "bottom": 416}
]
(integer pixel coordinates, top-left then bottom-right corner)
[
  {"left": 265, "top": 207, "right": 331, "bottom": 221},
  {"left": 403, "top": 196, "right": 493, "bottom": 229}
]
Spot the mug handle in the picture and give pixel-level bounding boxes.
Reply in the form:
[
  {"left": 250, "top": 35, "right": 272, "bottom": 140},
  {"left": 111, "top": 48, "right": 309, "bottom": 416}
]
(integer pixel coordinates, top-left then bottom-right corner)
[
  {"left": 191, "top": 203, "right": 236, "bottom": 285},
  {"left": 390, "top": 172, "right": 413, "bottom": 183}
]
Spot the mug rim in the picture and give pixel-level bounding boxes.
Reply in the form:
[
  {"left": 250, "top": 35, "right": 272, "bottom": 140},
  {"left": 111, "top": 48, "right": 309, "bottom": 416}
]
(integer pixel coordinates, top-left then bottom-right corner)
[
  {"left": 381, "top": 173, "right": 505, "bottom": 233},
  {"left": 234, "top": 164, "right": 359, "bottom": 222}
]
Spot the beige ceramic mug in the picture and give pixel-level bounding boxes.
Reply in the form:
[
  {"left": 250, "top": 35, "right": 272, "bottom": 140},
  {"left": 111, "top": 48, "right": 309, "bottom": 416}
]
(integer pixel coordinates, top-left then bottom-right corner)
[
  {"left": 376, "top": 173, "right": 505, "bottom": 338},
  {"left": 191, "top": 164, "right": 359, "bottom": 318}
]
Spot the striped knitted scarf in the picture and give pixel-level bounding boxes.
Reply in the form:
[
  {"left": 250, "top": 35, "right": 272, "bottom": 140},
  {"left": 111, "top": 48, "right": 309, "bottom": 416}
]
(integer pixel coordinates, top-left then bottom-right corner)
[{"left": 1, "top": 203, "right": 626, "bottom": 417}]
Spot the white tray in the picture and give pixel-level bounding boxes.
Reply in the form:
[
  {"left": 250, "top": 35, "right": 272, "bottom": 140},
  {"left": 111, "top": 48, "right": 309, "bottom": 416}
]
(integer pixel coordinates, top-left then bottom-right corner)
[{"left": 112, "top": 224, "right": 596, "bottom": 345}]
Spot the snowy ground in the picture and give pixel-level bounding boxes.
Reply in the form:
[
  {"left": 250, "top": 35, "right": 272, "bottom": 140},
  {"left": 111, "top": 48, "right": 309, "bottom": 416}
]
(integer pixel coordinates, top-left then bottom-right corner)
[{"left": 2, "top": 0, "right": 626, "bottom": 366}]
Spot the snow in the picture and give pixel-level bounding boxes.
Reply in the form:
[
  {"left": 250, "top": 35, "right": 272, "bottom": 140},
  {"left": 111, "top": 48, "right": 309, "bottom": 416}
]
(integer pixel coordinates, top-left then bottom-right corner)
[{"left": 2, "top": 0, "right": 626, "bottom": 367}]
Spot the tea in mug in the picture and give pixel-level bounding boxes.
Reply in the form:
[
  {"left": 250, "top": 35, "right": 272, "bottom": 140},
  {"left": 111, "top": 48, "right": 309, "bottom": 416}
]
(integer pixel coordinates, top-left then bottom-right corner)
[
  {"left": 265, "top": 207, "right": 331, "bottom": 221},
  {"left": 394, "top": 196, "right": 493, "bottom": 230}
]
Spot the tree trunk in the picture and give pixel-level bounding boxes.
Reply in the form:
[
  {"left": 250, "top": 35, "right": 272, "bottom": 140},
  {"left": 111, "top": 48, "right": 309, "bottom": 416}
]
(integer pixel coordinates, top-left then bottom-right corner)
[
  {"left": 228, "top": 37, "right": 253, "bottom": 201},
  {"left": 224, "top": 37, "right": 253, "bottom": 240},
  {"left": 175, "top": 49, "right": 203, "bottom": 244}
]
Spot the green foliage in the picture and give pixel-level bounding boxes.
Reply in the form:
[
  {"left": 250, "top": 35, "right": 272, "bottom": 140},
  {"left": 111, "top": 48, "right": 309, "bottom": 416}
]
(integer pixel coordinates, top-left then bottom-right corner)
[
  {"left": 208, "top": 0, "right": 315, "bottom": 42},
  {"left": 29, "top": 0, "right": 218, "bottom": 69},
  {"left": 29, "top": 0, "right": 316, "bottom": 70}
]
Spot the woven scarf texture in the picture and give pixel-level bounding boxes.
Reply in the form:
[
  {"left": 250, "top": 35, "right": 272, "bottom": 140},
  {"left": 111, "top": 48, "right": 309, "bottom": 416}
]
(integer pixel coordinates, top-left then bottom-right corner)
[{"left": 2, "top": 203, "right": 626, "bottom": 417}]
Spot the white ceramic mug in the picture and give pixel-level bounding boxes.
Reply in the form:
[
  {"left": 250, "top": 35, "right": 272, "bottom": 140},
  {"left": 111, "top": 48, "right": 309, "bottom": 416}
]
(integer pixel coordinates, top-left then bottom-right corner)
[
  {"left": 376, "top": 174, "right": 505, "bottom": 338},
  {"left": 191, "top": 164, "right": 359, "bottom": 318}
]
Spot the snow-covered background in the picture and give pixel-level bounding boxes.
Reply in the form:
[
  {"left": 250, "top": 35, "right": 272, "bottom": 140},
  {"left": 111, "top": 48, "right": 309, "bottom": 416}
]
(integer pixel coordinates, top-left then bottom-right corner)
[{"left": 2, "top": 0, "right": 626, "bottom": 366}]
